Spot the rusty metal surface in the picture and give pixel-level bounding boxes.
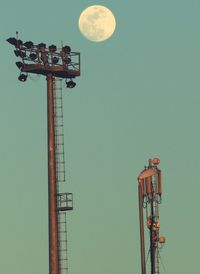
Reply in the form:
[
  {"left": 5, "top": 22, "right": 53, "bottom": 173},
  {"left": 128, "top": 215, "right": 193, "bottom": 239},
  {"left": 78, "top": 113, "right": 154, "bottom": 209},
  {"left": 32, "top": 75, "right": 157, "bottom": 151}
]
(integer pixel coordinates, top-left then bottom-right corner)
[
  {"left": 47, "top": 74, "right": 59, "bottom": 274},
  {"left": 22, "top": 63, "right": 80, "bottom": 78}
]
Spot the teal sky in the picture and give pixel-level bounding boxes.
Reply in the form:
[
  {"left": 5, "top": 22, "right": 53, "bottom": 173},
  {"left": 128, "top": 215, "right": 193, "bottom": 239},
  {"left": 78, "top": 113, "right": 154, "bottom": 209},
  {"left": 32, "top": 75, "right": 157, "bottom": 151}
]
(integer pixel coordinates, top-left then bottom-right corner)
[{"left": 0, "top": 0, "right": 200, "bottom": 274}]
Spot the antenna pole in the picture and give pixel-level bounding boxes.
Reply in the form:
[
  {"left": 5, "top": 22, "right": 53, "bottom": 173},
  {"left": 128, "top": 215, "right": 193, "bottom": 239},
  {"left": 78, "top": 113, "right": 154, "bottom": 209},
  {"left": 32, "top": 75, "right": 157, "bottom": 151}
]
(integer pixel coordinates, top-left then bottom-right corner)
[{"left": 137, "top": 158, "right": 165, "bottom": 274}]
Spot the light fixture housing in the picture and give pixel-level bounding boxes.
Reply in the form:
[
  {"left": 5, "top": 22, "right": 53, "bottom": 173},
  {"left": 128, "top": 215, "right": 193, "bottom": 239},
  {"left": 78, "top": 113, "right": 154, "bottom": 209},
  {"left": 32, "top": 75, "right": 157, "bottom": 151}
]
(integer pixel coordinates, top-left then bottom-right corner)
[
  {"left": 7, "top": 37, "right": 17, "bottom": 46},
  {"left": 18, "top": 74, "right": 28, "bottom": 82},
  {"left": 51, "top": 56, "right": 59, "bottom": 64},
  {"left": 14, "top": 50, "right": 26, "bottom": 58},
  {"left": 66, "top": 80, "right": 76, "bottom": 88},
  {"left": 38, "top": 43, "right": 46, "bottom": 50},
  {"left": 24, "top": 41, "right": 34, "bottom": 49},
  {"left": 29, "top": 53, "right": 37, "bottom": 61},
  {"left": 16, "top": 61, "right": 24, "bottom": 70},
  {"left": 62, "top": 45, "right": 71, "bottom": 53},
  {"left": 7, "top": 37, "right": 23, "bottom": 47},
  {"left": 49, "top": 45, "right": 57, "bottom": 52}
]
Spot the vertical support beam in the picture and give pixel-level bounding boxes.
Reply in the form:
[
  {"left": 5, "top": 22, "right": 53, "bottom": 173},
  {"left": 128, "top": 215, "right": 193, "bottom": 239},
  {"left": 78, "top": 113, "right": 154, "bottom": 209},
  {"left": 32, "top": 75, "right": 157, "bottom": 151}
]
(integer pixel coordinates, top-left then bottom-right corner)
[
  {"left": 138, "top": 181, "right": 146, "bottom": 274},
  {"left": 47, "top": 74, "right": 59, "bottom": 274}
]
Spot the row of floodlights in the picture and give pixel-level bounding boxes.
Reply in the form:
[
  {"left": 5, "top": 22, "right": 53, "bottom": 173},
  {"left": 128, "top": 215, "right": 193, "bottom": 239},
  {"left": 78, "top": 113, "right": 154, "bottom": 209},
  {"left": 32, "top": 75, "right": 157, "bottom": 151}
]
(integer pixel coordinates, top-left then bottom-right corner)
[
  {"left": 16, "top": 72, "right": 76, "bottom": 88},
  {"left": 7, "top": 37, "right": 71, "bottom": 53},
  {"left": 17, "top": 73, "right": 76, "bottom": 88},
  {"left": 13, "top": 49, "right": 71, "bottom": 66},
  {"left": 7, "top": 38, "right": 72, "bottom": 65},
  {"left": 7, "top": 37, "right": 76, "bottom": 88},
  {"left": 16, "top": 70, "right": 76, "bottom": 88}
]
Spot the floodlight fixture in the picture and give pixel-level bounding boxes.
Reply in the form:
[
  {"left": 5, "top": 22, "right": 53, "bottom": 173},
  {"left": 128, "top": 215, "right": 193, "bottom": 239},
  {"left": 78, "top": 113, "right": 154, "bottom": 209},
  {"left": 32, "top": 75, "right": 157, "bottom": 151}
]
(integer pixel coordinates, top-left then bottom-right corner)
[
  {"left": 29, "top": 52, "right": 37, "bottom": 61},
  {"left": 51, "top": 56, "right": 59, "bottom": 64},
  {"left": 24, "top": 41, "right": 34, "bottom": 49},
  {"left": 38, "top": 43, "right": 46, "bottom": 50},
  {"left": 18, "top": 73, "right": 28, "bottom": 82},
  {"left": 62, "top": 45, "right": 71, "bottom": 53},
  {"left": 63, "top": 57, "right": 71, "bottom": 64},
  {"left": 14, "top": 50, "right": 26, "bottom": 58},
  {"left": 7, "top": 37, "right": 23, "bottom": 47},
  {"left": 16, "top": 61, "right": 24, "bottom": 70},
  {"left": 49, "top": 45, "right": 57, "bottom": 52},
  {"left": 14, "top": 50, "right": 21, "bottom": 57},
  {"left": 7, "top": 37, "right": 17, "bottom": 46},
  {"left": 66, "top": 79, "right": 76, "bottom": 88}
]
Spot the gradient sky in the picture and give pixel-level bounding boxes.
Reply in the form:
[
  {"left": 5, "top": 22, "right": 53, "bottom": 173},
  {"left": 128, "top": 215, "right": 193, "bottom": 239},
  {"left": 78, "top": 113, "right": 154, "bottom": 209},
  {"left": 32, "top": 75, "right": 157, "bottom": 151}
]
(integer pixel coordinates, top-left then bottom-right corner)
[{"left": 0, "top": 1, "right": 200, "bottom": 274}]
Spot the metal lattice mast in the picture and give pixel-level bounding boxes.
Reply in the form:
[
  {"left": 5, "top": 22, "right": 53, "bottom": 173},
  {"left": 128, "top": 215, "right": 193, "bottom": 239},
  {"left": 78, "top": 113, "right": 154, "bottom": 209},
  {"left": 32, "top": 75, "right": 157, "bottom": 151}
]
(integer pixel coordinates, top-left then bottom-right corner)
[{"left": 137, "top": 158, "right": 166, "bottom": 274}]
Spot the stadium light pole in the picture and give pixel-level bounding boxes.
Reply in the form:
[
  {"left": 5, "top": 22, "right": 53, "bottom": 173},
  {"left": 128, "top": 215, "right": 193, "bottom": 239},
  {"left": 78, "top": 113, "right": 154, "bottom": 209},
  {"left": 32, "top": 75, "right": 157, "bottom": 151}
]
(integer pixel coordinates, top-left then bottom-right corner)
[{"left": 7, "top": 35, "right": 80, "bottom": 274}]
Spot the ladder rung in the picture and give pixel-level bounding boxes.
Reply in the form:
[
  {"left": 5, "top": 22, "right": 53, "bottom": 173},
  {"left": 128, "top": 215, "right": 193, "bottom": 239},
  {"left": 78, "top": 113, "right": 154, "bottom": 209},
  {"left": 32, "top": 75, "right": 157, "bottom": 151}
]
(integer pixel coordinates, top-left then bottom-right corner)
[{"left": 55, "top": 124, "right": 63, "bottom": 127}]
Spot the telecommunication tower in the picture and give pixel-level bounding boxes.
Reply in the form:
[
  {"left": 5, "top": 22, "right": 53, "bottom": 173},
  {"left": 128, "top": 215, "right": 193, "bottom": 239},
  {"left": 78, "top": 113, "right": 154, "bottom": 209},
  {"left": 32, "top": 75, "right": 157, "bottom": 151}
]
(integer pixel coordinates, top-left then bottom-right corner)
[
  {"left": 137, "top": 158, "right": 166, "bottom": 274},
  {"left": 7, "top": 34, "right": 80, "bottom": 274}
]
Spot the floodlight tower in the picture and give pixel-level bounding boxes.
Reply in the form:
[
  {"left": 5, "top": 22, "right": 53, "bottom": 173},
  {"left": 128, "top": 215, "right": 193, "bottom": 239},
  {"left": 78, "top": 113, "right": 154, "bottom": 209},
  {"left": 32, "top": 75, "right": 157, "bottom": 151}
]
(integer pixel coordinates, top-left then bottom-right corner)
[
  {"left": 137, "top": 158, "right": 166, "bottom": 274},
  {"left": 7, "top": 34, "right": 80, "bottom": 274}
]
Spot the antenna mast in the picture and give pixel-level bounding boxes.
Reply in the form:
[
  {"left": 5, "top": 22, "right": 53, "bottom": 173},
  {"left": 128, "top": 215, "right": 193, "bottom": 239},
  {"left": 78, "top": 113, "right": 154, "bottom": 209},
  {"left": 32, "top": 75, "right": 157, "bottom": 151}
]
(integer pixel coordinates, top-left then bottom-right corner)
[{"left": 137, "top": 158, "right": 166, "bottom": 274}]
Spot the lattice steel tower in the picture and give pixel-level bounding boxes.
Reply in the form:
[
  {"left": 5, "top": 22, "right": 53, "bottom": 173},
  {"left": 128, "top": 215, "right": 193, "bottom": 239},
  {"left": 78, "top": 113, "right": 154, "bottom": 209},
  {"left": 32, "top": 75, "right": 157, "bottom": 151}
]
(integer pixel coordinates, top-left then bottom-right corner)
[
  {"left": 137, "top": 158, "right": 166, "bottom": 274},
  {"left": 7, "top": 34, "right": 80, "bottom": 274}
]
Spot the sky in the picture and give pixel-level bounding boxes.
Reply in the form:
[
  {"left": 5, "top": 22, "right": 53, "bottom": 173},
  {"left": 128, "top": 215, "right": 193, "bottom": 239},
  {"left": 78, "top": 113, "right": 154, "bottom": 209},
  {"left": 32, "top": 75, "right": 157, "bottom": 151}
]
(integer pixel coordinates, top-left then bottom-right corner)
[{"left": 0, "top": 0, "right": 200, "bottom": 274}]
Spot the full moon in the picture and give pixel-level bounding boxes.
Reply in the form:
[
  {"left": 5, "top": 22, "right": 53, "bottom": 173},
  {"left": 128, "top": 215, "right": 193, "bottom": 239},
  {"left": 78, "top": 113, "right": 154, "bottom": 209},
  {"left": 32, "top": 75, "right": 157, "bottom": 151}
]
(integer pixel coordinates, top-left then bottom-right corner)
[{"left": 78, "top": 5, "right": 116, "bottom": 42}]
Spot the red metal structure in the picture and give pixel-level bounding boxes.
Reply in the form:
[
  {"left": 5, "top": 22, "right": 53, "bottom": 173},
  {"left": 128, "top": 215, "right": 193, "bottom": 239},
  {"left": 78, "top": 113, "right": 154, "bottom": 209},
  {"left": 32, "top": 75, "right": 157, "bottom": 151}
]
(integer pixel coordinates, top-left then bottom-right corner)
[
  {"left": 137, "top": 158, "right": 166, "bottom": 274},
  {"left": 7, "top": 34, "right": 80, "bottom": 274}
]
